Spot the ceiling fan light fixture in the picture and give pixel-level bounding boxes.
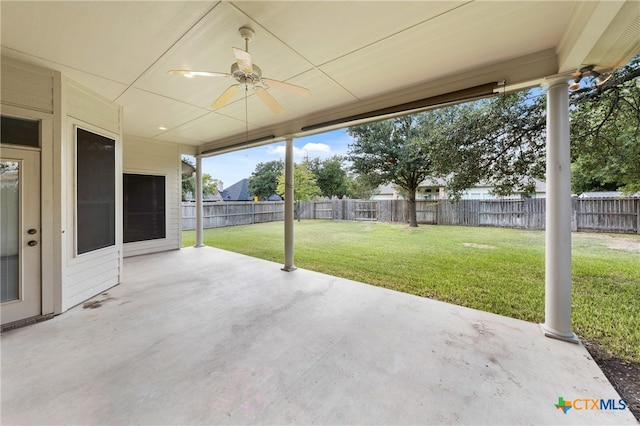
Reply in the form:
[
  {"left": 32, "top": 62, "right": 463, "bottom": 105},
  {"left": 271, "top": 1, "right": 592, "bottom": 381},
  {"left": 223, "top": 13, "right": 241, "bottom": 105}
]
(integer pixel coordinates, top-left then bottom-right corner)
[
  {"left": 596, "top": 73, "right": 612, "bottom": 86},
  {"left": 589, "top": 68, "right": 612, "bottom": 86},
  {"left": 568, "top": 79, "right": 581, "bottom": 92}
]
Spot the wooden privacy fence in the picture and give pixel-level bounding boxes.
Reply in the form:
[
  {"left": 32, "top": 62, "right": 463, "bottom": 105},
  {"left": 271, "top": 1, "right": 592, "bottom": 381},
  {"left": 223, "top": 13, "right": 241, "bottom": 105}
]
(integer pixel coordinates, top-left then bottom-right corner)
[
  {"left": 298, "top": 197, "right": 640, "bottom": 234},
  {"left": 182, "top": 197, "right": 640, "bottom": 234},
  {"left": 575, "top": 197, "right": 640, "bottom": 234},
  {"left": 182, "top": 201, "right": 284, "bottom": 230}
]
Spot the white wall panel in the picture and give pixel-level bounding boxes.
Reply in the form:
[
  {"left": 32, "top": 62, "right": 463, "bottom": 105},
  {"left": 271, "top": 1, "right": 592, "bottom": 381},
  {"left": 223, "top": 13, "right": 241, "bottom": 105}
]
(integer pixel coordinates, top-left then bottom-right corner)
[
  {"left": 66, "top": 79, "right": 120, "bottom": 134},
  {"left": 123, "top": 136, "right": 181, "bottom": 257},
  {"left": 61, "top": 82, "right": 122, "bottom": 311},
  {"left": 1, "top": 58, "right": 54, "bottom": 113}
]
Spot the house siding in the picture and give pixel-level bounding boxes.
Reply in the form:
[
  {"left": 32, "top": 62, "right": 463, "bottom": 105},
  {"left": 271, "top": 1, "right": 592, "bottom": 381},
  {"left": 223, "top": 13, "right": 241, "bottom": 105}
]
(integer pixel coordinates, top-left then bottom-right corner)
[
  {"left": 1, "top": 58, "right": 125, "bottom": 313},
  {"left": 122, "top": 136, "right": 181, "bottom": 257},
  {"left": 1, "top": 58, "right": 59, "bottom": 317},
  {"left": 1, "top": 58, "right": 55, "bottom": 113},
  {"left": 61, "top": 77, "right": 123, "bottom": 312},
  {"left": 2, "top": 57, "right": 185, "bottom": 317}
]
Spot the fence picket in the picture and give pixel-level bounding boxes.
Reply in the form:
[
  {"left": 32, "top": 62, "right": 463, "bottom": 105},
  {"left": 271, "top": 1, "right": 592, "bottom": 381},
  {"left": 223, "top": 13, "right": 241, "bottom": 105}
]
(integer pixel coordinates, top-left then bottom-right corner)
[{"left": 182, "top": 197, "right": 639, "bottom": 234}]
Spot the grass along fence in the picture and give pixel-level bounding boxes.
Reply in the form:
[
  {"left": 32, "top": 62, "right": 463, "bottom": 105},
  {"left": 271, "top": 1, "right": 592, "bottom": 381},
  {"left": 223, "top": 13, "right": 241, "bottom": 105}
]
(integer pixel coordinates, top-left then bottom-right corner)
[{"left": 182, "top": 197, "right": 640, "bottom": 234}]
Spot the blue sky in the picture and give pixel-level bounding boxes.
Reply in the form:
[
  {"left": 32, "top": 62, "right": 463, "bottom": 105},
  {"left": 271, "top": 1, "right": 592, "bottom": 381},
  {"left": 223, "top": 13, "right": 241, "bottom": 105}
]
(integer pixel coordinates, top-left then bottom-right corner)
[{"left": 200, "top": 128, "right": 353, "bottom": 188}]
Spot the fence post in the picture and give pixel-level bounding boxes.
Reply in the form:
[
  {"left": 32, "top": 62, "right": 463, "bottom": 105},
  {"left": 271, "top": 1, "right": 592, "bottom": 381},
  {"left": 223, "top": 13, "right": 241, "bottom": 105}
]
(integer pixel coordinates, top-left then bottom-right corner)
[{"left": 637, "top": 198, "right": 640, "bottom": 235}]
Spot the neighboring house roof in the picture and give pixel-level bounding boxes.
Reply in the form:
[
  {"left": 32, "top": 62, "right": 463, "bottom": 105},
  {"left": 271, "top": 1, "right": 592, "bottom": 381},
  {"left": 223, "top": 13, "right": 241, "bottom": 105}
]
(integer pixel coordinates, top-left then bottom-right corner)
[
  {"left": 579, "top": 191, "right": 640, "bottom": 198},
  {"left": 419, "top": 177, "right": 448, "bottom": 187},
  {"left": 376, "top": 183, "right": 396, "bottom": 194},
  {"left": 375, "top": 178, "right": 547, "bottom": 199},
  {"left": 267, "top": 194, "right": 282, "bottom": 201},
  {"left": 220, "top": 178, "right": 253, "bottom": 201},
  {"left": 204, "top": 192, "right": 223, "bottom": 202},
  {"left": 419, "top": 178, "right": 546, "bottom": 192}
]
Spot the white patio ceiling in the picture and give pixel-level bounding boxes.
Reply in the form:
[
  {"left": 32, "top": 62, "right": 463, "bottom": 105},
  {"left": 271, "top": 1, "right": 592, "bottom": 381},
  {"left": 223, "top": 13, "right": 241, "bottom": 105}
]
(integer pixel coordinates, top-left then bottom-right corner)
[{"left": 2, "top": 1, "right": 639, "bottom": 155}]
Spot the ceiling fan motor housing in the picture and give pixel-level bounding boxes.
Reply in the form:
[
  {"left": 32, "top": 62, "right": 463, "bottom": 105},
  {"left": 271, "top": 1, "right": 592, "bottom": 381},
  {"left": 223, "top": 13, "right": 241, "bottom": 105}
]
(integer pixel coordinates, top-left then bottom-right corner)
[{"left": 231, "top": 62, "right": 262, "bottom": 85}]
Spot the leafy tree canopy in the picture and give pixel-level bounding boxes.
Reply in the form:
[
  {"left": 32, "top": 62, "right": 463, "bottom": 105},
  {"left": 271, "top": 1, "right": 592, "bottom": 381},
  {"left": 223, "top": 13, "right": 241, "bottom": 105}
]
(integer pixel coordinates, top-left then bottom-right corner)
[
  {"left": 276, "top": 163, "right": 321, "bottom": 202},
  {"left": 429, "top": 90, "right": 547, "bottom": 199},
  {"left": 347, "top": 115, "right": 437, "bottom": 226},
  {"left": 570, "top": 56, "right": 640, "bottom": 194},
  {"left": 303, "top": 155, "right": 350, "bottom": 198},
  {"left": 181, "top": 162, "right": 219, "bottom": 200},
  {"left": 248, "top": 160, "right": 284, "bottom": 200},
  {"left": 346, "top": 56, "right": 640, "bottom": 213},
  {"left": 347, "top": 173, "right": 380, "bottom": 200},
  {"left": 202, "top": 173, "right": 218, "bottom": 196}
]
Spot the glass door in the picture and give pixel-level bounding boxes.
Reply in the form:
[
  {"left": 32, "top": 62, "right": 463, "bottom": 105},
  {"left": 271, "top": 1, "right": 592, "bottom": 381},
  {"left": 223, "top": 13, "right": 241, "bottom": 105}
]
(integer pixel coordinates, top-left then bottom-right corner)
[{"left": 1, "top": 147, "right": 41, "bottom": 325}]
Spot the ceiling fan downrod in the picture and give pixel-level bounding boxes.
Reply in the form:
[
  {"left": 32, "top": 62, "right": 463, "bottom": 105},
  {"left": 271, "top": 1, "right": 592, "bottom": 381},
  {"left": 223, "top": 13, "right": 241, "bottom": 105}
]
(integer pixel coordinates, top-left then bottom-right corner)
[{"left": 239, "top": 26, "right": 255, "bottom": 52}]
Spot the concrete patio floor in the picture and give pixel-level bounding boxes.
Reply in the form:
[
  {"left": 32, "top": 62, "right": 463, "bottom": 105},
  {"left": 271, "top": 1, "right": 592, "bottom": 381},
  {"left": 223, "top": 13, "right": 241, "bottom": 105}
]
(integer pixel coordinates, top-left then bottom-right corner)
[{"left": 1, "top": 247, "right": 637, "bottom": 425}]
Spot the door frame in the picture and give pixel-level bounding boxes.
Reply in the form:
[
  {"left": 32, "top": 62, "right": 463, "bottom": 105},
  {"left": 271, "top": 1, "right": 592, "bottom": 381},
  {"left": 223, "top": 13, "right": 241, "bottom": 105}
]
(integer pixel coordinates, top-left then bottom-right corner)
[
  {"left": 1, "top": 146, "right": 41, "bottom": 324},
  {"left": 1, "top": 105, "right": 56, "bottom": 320}
]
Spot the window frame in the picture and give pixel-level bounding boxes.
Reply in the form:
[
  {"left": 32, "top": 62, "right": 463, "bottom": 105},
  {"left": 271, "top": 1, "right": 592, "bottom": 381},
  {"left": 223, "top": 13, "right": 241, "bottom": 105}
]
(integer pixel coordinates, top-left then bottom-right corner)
[
  {"left": 74, "top": 126, "right": 116, "bottom": 256},
  {"left": 122, "top": 173, "right": 167, "bottom": 244}
]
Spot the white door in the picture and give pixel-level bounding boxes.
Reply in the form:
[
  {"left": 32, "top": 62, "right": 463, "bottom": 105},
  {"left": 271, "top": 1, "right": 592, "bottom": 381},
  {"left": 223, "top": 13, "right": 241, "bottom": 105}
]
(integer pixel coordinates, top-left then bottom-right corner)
[{"left": 1, "top": 146, "right": 41, "bottom": 325}]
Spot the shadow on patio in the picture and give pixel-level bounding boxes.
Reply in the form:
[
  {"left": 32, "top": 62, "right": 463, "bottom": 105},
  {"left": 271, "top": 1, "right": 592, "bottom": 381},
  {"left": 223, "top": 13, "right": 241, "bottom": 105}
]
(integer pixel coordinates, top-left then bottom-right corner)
[{"left": 1, "top": 247, "right": 636, "bottom": 425}]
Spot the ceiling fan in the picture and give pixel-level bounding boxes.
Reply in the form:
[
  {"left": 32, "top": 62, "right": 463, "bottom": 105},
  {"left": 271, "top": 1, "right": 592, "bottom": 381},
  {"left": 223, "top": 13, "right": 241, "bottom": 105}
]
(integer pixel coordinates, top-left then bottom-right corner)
[{"left": 169, "top": 27, "right": 311, "bottom": 113}]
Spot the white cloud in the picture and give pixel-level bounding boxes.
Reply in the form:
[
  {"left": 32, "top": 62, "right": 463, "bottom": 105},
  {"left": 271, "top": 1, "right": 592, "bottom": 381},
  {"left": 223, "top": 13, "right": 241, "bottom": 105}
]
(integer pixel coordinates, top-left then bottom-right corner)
[
  {"left": 267, "top": 145, "right": 305, "bottom": 157},
  {"left": 204, "top": 130, "right": 352, "bottom": 185},
  {"left": 301, "top": 142, "right": 331, "bottom": 153},
  {"left": 267, "top": 142, "right": 331, "bottom": 158}
]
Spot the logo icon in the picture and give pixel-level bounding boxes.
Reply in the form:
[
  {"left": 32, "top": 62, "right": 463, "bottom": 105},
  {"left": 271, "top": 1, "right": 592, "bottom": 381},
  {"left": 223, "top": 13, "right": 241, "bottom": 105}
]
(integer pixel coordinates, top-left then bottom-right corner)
[
  {"left": 554, "top": 396, "right": 627, "bottom": 413},
  {"left": 555, "top": 397, "right": 572, "bottom": 414}
]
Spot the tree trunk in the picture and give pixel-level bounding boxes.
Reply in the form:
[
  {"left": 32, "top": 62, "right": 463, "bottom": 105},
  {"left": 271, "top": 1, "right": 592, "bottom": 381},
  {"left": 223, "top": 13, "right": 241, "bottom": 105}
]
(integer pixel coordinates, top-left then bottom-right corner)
[{"left": 408, "top": 195, "right": 418, "bottom": 227}]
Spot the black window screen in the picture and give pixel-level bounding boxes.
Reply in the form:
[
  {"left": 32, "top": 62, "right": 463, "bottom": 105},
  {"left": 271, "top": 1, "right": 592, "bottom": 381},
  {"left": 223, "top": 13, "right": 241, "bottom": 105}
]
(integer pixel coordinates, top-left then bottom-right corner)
[
  {"left": 76, "top": 128, "right": 115, "bottom": 255},
  {"left": 123, "top": 174, "right": 166, "bottom": 243}
]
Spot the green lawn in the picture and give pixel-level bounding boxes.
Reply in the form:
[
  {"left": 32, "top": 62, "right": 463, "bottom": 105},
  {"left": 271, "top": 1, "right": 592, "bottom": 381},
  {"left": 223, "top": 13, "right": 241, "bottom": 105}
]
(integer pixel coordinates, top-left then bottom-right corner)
[{"left": 183, "top": 221, "right": 640, "bottom": 363}]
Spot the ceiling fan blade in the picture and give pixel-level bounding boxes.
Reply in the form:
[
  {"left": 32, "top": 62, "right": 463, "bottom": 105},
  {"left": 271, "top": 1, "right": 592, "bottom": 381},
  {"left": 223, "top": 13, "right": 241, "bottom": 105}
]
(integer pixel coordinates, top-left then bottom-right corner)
[
  {"left": 212, "top": 85, "right": 240, "bottom": 109},
  {"left": 255, "top": 87, "right": 284, "bottom": 114},
  {"left": 233, "top": 48, "right": 253, "bottom": 74},
  {"left": 262, "top": 78, "right": 311, "bottom": 97},
  {"left": 169, "top": 70, "right": 229, "bottom": 78}
]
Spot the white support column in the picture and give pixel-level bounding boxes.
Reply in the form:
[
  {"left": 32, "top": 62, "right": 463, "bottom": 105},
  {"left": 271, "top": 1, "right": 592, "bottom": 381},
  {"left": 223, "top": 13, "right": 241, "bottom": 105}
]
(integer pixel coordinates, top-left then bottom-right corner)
[
  {"left": 195, "top": 154, "right": 205, "bottom": 248},
  {"left": 282, "top": 138, "right": 297, "bottom": 272},
  {"left": 540, "top": 75, "right": 578, "bottom": 343}
]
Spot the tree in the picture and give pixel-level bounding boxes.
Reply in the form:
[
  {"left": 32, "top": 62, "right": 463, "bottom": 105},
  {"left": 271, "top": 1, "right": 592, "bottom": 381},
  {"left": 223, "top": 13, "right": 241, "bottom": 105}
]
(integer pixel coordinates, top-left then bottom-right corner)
[
  {"left": 348, "top": 115, "right": 436, "bottom": 227},
  {"left": 347, "top": 173, "right": 380, "bottom": 200},
  {"left": 276, "top": 163, "right": 321, "bottom": 201},
  {"left": 569, "top": 56, "right": 640, "bottom": 194},
  {"left": 181, "top": 158, "right": 219, "bottom": 200},
  {"left": 182, "top": 158, "right": 196, "bottom": 201},
  {"left": 434, "top": 57, "right": 640, "bottom": 197},
  {"left": 429, "top": 91, "right": 546, "bottom": 199},
  {"left": 248, "top": 160, "right": 284, "bottom": 200},
  {"left": 303, "top": 155, "right": 350, "bottom": 198},
  {"left": 202, "top": 173, "right": 218, "bottom": 196}
]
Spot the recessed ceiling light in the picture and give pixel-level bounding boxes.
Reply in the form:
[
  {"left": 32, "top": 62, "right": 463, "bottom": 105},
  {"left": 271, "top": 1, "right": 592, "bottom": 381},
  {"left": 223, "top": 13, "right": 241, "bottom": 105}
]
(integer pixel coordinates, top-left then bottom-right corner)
[{"left": 158, "top": 126, "right": 167, "bottom": 131}]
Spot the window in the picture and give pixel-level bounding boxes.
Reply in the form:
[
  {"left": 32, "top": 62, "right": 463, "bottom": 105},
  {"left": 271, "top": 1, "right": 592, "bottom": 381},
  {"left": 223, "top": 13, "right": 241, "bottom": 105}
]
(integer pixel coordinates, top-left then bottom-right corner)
[
  {"left": 1, "top": 116, "right": 39, "bottom": 148},
  {"left": 76, "top": 128, "right": 115, "bottom": 255},
  {"left": 123, "top": 174, "right": 165, "bottom": 243}
]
